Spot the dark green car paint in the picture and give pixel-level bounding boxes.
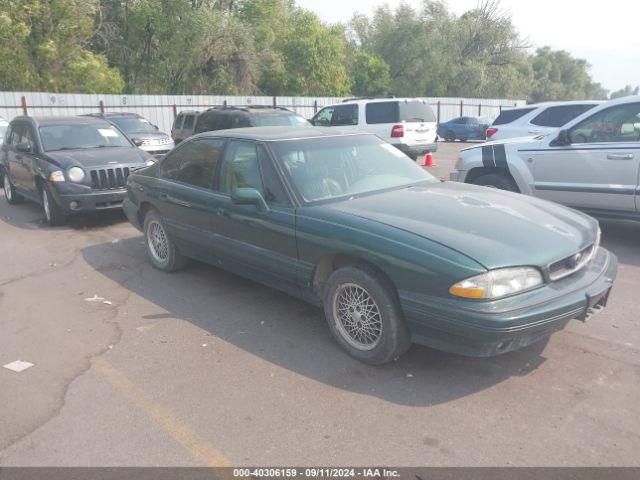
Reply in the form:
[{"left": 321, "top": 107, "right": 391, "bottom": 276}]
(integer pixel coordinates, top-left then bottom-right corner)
[{"left": 124, "top": 128, "right": 618, "bottom": 357}]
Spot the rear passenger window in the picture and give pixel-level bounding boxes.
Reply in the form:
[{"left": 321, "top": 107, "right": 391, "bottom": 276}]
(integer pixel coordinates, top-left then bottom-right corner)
[
  {"left": 173, "top": 115, "right": 184, "bottom": 130},
  {"left": 176, "top": 139, "right": 225, "bottom": 189},
  {"left": 331, "top": 104, "right": 358, "bottom": 126},
  {"left": 492, "top": 108, "right": 536, "bottom": 125},
  {"left": 194, "top": 111, "right": 222, "bottom": 134},
  {"left": 183, "top": 115, "right": 195, "bottom": 129},
  {"left": 530, "top": 104, "right": 596, "bottom": 128},
  {"left": 366, "top": 102, "right": 399, "bottom": 124}
]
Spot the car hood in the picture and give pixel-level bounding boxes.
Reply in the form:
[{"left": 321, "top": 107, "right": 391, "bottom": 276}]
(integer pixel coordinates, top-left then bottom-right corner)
[
  {"left": 324, "top": 181, "right": 598, "bottom": 270},
  {"left": 45, "top": 147, "right": 150, "bottom": 168}
]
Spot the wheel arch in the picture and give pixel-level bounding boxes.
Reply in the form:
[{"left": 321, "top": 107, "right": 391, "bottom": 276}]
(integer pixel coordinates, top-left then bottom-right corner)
[{"left": 312, "top": 253, "right": 400, "bottom": 302}]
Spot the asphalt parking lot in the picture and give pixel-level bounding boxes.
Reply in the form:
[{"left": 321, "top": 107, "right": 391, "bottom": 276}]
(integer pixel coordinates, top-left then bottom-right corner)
[{"left": 1, "top": 141, "right": 639, "bottom": 467}]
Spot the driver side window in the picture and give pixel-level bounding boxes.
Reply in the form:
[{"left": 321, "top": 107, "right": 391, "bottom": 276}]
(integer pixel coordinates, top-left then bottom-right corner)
[
  {"left": 312, "top": 107, "right": 334, "bottom": 127},
  {"left": 219, "top": 141, "right": 264, "bottom": 196},
  {"left": 569, "top": 103, "right": 640, "bottom": 144}
]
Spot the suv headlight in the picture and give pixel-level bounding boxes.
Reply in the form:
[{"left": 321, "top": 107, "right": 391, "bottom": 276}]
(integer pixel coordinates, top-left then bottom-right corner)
[
  {"left": 450, "top": 267, "right": 543, "bottom": 300},
  {"left": 67, "top": 166, "right": 86, "bottom": 182}
]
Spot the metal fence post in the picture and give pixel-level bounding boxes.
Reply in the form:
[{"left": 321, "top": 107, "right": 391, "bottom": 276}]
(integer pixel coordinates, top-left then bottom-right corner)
[
  {"left": 21, "top": 96, "right": 28, "bottom": 115},
  {"left": 478, "top": 104, "right": 481, "bottom": 116},
  {"left": 172, "top": 104, "right": 177, "bottom": 118},
  {"left": 460, "top": 100, "right": 464, "bottom": 117},
  {"left": 314, "top": 100, "right": 318, "bottom": 114},
  {"left": 499, "top": 105, "right": 503, "bottom": 113},
  {"left": 273, "top": 96, "right": 277, "bottom": 108},
  {"left": 437, "top": 101, "right": 441, "bottom": 124},
  {"left": 99, "top": 100, "right": 105, "bottom": 114},
  {"left": 223, "top": 100, "right": 228, "bottom": 109}
]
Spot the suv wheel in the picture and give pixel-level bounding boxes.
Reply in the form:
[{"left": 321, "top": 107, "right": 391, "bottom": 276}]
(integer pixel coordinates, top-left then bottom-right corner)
[
  {"left": 41, "top": 183, "right": 66, "bottom": 225},
  {"left": 143, "top": 210, "right": 188, "bottom": 272},
  {"left": 3, "top": 172, "right": 23, "bottom": 205},
  {"left": 323, "top": 265, "right": 411, "bottom": 365},
  {"left": 473, "top": 173, "right": 518, "bottom": 192}
]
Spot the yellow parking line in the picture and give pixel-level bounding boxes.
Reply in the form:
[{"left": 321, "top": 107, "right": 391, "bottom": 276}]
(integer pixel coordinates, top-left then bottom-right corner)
[{"left": 94, "top": 357, "right": 233, "bottom": 467}]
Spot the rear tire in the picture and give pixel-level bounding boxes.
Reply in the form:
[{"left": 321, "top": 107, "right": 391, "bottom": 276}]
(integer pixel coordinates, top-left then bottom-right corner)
[
  {"left": 323, "top": 265, "right": 411, "bottom": 365},
  {"left": 472, "top": 173, "right": 518, "bottom": 192},
  {"left": 41, "top": 183, "right": 66, "bottom": 226},
  {"left": 445, "top": 131, "right": 456, "bottom": 142},
  {"left": 143, "top": 209, "right": 189, "bottom": 272},
  {"left": 3, "top": 171, "right": 23, "bottom": 205}
]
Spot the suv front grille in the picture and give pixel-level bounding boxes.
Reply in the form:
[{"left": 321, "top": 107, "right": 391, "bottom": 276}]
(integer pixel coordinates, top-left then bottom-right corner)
[
  {"left": 90, "top": 167, "right": 130, "bottom": 190},
  {"left": 548, "top": 243, "right": 596, "bottom": 281}
]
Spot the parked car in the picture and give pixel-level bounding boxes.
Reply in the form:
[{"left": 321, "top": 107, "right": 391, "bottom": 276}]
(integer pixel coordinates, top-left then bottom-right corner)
[
  {"left": 0, "top": 117, "right": 8, "bottom": 145},
  {"left": 172, "top": 110, "right": 199, "bottom": 145},
  {"left": 86, "top": 112, "right": 174, "bottom": 158},
  {"left": 123, "top": 126, "right": 617, "bottom": 365},
  {"left": 193, "top": 106, "right": 308, "bottom": 135},
  {"left": 451, "top": 96, "right": 640, "bottom": 221},
  {"left": 486, "top": 101, "right": 601, "bottom": 141},
  {"left": 437, "top": 116, "right": 492, "bottom": 142},
  {"left": 1, "top": 116, "right": 155, "bottom": 225},
  {"left": 310, "top": 97, "right": 438, "bottom": 159}
]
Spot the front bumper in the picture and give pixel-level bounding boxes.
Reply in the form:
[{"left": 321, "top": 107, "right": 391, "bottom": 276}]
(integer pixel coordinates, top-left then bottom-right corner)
[
  {"left": 400, "top": 247, "right": 618, "bottom": 357},
  {"left": 54, "top": 189, "right": 128, "bottom": 213},
  {"left": 392, "top": 142, "right": 438, "bottom": 158}
]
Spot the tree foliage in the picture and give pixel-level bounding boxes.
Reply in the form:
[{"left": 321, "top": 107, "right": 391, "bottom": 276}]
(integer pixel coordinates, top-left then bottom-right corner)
[
  {"left": 0, "top": 0, "right": 123, "bottom": 92},
  {"left": 0, "top": 0, "right": 613, "bottom": 101},
  {"left": 610, "top": 85, "right": 640, "bottom": 99}
]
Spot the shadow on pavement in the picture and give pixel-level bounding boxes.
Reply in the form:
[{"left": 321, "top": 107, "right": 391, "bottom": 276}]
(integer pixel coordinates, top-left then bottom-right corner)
[
  {"left": 600, "top": 219, "right": 640, "bottom": 268},
  {"left": 82, "top": 236, "right": 550, "bottom": 407}
]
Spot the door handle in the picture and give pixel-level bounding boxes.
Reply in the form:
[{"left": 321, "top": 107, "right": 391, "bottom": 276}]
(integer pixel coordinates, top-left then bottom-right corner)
[{"left": 606, "top": 153, "right": 634, "bottom": 160}]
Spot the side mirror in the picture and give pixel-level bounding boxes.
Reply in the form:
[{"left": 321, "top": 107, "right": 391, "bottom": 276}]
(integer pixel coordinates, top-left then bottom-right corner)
[
  {"left": 133, "top": 138, "right": 144, "bottom": 147},
  {"left": 16, "top": 141, "right": 33, "bottom": 153},
  {"left": 553, "top": 129, "right": 570, "bottom": 146},
  {"left": 231, "top": 188, "right": 269, "bottom": 213}
]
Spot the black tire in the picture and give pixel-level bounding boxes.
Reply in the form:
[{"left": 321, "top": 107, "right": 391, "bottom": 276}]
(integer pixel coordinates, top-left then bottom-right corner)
[
  {"left": 472, "top": 173, "right": 519, "bottom": 192},
  {"left": 445, "top": 131, "right": 456, "bottom": 142},
  {"left": 323, "top": 265, "right": 411, "bottom": 365},
  {"left": 143, "top": 209, "right": 188, "bottom": 272},
  {"left": 3, "top": 170, "right": 23, "bottom": 205},
  {"left": 41, "top": 182, "right": 66, "bottom": 226}
]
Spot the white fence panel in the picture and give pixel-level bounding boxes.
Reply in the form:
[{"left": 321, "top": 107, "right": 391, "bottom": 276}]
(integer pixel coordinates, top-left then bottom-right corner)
[{"left": 0, "top": 92, "right": 526, "bottom": 134}]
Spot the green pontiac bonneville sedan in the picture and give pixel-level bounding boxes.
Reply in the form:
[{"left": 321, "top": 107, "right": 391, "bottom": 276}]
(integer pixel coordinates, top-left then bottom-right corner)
[{"left": 123, "top": 126, "right": 618, "bottom": 365}]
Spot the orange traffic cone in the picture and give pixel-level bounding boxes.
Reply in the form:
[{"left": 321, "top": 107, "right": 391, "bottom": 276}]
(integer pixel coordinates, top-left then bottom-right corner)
[{"left": 423, "top": 152, "right": 437, "bottom": 167}]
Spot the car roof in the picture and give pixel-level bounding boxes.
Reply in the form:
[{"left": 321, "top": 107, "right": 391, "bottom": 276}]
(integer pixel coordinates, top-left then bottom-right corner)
[
  {"left": 519, "top": 100, "right": 604, "bottom": 109},
  {"left": 12, "top": 115, "right": 112, "bottom": 126},
  {"left": 86, "top": 112, "right": 141, "bottom": 118},
  {"left": 338, "top": 97, "right": 427, "bottom": 106},
  {"left": 201, "top": 106, "right": 297, "bottom": 116},
  {"left": 194, "top": 126, "right": 371, "bottom": 142}
]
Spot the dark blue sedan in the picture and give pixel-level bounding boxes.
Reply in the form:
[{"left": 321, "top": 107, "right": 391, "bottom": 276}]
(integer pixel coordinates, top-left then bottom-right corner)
[{"left": 437, "top": 116, "right": 491, "bottom": 142}]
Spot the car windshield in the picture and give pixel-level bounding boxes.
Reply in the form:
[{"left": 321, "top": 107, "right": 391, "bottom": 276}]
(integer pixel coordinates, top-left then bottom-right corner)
[
  {"left": 39, "top": 124, "right": 132, "bottom": 151},
  {"left": 109, "top": 116, "right": 158, "bottom": 134},
  {"left": 253, "top": 113, "right": 309, "bottom": 127},
  {"left": 271, "top": 135, "right": 438, "bottom": 203}
]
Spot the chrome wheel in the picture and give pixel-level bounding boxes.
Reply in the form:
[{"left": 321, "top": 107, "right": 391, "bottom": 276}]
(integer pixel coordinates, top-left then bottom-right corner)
[
  {"left": 147, "top": 220, "right": 169, "bottom": 263},
  {"left": 3, "top": 174, "right": 12, "bottom": 201},
  {"left": 333, "top": 283, "right": 383, "bottom": 351},
  {"left": 42, "top": 189, "right": 51, "bottom": 222}
]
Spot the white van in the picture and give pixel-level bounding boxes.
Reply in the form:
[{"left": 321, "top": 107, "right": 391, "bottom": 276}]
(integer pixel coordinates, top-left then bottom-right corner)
[{"left": 311, "top": 98, "right": 438, "bottom": 158}]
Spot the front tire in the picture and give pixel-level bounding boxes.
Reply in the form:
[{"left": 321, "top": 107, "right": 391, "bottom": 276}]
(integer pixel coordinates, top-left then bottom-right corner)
[
  {"left": 445, "top": 131, "right": 456, "bottom": 142},
  {"left": 323, "top": 265, "right": 411, "bottom": 365},
  {"left": 3, "top": 171, "right": 23, "bottom": 205},
  {"left": 41, "top": 183, "right": 66, "bottom": 225},
  {"left": 143, "top": 209, "right": 188, "bottom": 272},
  {"left": 472, "top": 173, "right": 518, "bottom": 192}
]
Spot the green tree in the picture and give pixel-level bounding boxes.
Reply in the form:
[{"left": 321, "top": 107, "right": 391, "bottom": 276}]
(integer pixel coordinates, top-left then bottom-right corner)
[
  {"left": 351, "top": 51, "right": 390, "bottom": 96},
  {"left": 528, "top": 47, "right": 608, "bottom": 102},
  {"left": 610, "top": 85, "right": 639, "bottom": 99},
  {"left": 0, "top": 0, "right": 123, "bottom": 92}
]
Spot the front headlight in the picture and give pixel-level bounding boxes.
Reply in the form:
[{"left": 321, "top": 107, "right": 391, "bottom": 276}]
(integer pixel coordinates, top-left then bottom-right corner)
[
  {"left": 67, "top": 166, "right": 86, "bottom": 182},
  {"left": 450, "top": 267, "right": 544, "bottom": 300}
]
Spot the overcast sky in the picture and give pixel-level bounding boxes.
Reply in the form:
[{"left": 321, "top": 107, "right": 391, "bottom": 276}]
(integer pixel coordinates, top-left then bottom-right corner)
[{"left": 296, "top": 0, "right": 640, "bottom": 94}]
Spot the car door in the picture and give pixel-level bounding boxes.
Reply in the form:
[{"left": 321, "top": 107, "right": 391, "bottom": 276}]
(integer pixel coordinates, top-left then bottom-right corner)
[
  {"left": 211, "top": 139, "right": 299, "bottom": 295},
  {"left": 530, "top": 102, "right": 640, "bottom": 213},
  {"left": 154, "top": 138, "right": 226, "bottom": 261},
  {"left": 7, "top": 122, "right": 37, "bottom": 193}
]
